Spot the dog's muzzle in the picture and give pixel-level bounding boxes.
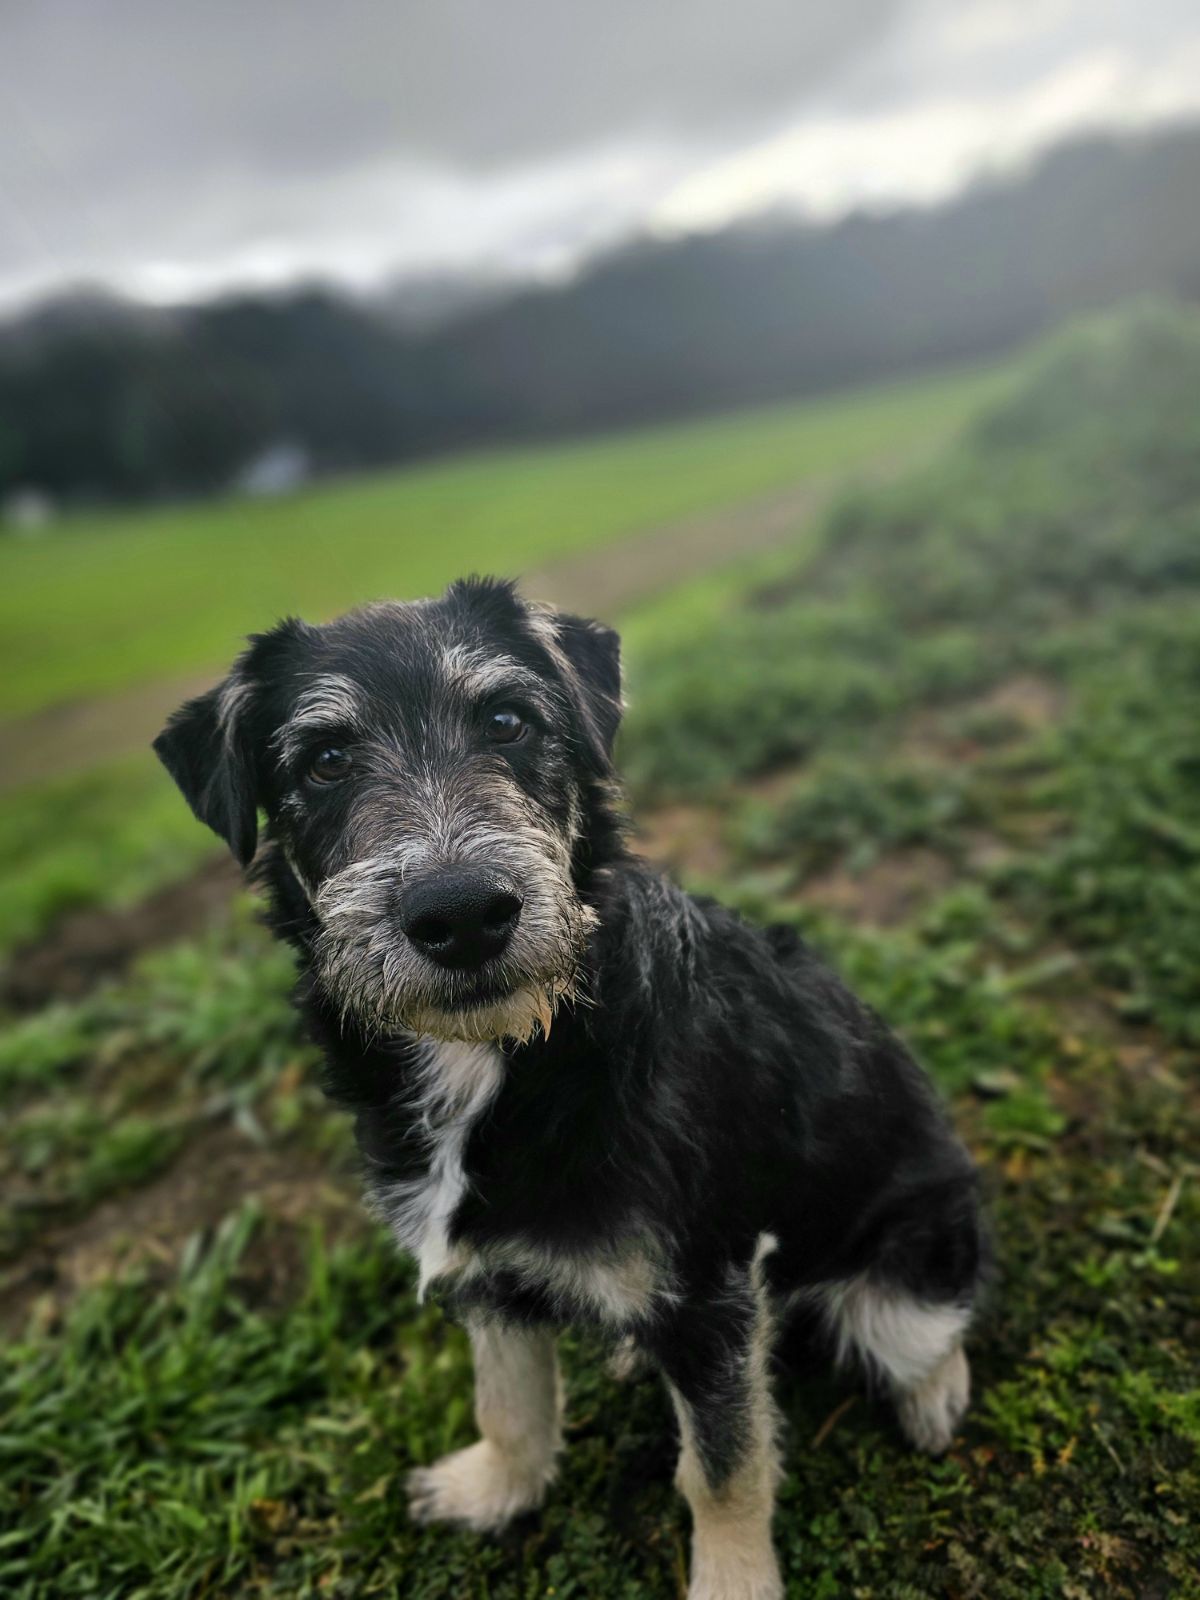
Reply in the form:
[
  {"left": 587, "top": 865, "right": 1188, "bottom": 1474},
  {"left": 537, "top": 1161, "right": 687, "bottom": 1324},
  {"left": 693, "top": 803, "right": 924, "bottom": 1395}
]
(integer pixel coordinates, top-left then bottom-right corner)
[{"left": 399, "top": 865, "right": 524, "bottom": 971}]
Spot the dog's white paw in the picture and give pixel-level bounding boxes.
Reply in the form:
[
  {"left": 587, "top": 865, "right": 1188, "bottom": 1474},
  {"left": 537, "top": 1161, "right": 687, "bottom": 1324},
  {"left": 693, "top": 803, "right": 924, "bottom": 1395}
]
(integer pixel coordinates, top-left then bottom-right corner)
[
  {"left": 688, "top": 1527, "right": 784, "bottom": 1600},
  {"left": 406, "top": 1440, "right": 552, "bottom": 1532},
  {"left": 687, "top": 1558, "right": 784, "bottom": 1600},
  {"left": 896, "top": 1344, "right": 970, "bottom": 1455}
]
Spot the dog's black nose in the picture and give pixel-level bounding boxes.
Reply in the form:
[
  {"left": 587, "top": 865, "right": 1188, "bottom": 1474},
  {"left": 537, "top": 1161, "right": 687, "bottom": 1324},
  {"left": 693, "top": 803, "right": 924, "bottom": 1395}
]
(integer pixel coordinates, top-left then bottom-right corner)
[{"left": 401, "top": 867, "right": 524, "bottom": 969}]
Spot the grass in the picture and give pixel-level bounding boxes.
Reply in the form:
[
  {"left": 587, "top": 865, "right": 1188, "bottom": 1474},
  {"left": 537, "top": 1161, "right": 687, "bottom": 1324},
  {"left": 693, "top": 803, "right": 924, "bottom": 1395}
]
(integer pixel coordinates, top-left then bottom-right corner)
[
  {"left": 0, "top": 756, "right": 218, "bottom": 955},
  {"left": 0, "top": 909, "right": 321, "bottom": 1261},
  {"left": 1, "top": 301, "right": 1198, "bottom": 1597},
  {"left": 0, "top": 360, "right": 1007, "bottom": 719}
]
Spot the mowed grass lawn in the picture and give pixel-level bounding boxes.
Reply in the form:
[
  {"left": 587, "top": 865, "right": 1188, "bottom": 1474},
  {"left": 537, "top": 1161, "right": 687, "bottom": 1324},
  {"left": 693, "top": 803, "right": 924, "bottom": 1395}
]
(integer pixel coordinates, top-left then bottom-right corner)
[{"left": 0, "top": 362, "right": 1007, "bottom": 719}]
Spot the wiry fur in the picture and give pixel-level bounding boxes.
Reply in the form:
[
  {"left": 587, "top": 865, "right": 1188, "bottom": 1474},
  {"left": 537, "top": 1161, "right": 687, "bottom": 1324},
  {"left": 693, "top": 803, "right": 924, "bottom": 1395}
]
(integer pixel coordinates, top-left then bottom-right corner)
[
  {"left": 155, "top": 576, "right": 988, "bottom": 1599},
  {"left": 366, "top": 1039, "right": 507, "bottom": 1296},
  {"left": 309, "top": 773, "right": 592, "bottom": 1044}
]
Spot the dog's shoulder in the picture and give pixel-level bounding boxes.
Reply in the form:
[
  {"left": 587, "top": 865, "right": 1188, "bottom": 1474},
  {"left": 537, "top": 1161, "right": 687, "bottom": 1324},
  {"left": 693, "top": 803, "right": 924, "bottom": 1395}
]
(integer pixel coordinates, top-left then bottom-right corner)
[{"left": 594, "top": 854, "right": 824, "bottom": 994}]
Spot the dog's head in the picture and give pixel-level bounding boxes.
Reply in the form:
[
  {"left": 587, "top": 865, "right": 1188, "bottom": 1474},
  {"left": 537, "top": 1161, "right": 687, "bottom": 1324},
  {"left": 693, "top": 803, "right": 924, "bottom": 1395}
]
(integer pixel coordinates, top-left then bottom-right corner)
[{"left": 154, "top": 578, "right": 622, "bottom": 1044}]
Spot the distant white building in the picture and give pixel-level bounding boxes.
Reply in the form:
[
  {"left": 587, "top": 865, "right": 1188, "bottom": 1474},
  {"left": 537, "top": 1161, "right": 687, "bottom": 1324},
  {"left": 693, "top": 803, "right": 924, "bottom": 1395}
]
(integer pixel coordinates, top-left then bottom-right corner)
[
  {"left": 233, "top": 441, "right": 311, "bottom": 498},
  {"left": 2, "top": 487, "right": 56, "bottom": 533}
]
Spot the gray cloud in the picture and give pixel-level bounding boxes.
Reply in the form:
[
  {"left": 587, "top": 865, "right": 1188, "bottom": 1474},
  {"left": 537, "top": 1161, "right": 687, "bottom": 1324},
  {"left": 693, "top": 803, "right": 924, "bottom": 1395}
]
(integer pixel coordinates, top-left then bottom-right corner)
[
  {"left": 2, "top": 1, "right": 897, "bottom": 176},
  {"left": 0, "top": 0, "right": 1197, "bottom": 308}
]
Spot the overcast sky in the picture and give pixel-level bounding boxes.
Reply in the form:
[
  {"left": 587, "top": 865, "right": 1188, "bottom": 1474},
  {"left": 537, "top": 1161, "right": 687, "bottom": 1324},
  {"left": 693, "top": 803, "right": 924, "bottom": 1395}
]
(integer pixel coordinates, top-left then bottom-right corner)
[{"left": 2, "top": 0, "right": 1199, "bottom": 310}]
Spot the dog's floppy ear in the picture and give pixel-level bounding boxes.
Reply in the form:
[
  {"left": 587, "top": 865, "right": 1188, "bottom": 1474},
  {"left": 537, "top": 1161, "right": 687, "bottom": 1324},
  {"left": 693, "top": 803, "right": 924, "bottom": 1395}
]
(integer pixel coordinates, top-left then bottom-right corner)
[
  {"left": 553, "top": 611, "right": 623, "bottom": 770},
  {"left": 153, "top": 676, "right": 259, "bottom": 866}
]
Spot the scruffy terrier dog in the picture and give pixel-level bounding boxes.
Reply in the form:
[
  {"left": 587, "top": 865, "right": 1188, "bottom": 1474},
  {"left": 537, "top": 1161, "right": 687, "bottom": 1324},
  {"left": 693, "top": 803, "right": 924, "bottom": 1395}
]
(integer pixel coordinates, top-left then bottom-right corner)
[{"left": 156, "top": 577, "right": 985, "bottom": 1600}]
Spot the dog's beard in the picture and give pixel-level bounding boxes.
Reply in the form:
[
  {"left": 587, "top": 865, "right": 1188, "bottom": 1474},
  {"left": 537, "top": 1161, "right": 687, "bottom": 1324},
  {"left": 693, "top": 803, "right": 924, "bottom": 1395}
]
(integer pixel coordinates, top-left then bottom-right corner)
[
  {"left": 311, "top": 852, "right": 595, "bottom": 1044},
  {"left": 318, "top": 950, "right": 587, "bottom": 1045},
  {"left": 400, "top": 974, "right": 579, "bottom": 1045}
]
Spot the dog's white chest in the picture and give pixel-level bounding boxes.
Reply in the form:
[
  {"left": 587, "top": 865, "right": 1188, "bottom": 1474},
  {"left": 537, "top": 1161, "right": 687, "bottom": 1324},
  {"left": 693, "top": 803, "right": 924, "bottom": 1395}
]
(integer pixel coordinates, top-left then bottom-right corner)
[
  {"left": 374, "top": 1038, "right": 673, "bottom": 1327},
  {"left": 376, "top": 1040, "right": 505, "bottom": 1296}
]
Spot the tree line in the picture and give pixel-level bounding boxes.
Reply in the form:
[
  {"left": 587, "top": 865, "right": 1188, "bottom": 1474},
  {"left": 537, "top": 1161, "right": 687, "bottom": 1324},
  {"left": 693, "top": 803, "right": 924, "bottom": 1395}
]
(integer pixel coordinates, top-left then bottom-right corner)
[{"left": 3, "top": 124, "right": 1200, "bottom": 506}]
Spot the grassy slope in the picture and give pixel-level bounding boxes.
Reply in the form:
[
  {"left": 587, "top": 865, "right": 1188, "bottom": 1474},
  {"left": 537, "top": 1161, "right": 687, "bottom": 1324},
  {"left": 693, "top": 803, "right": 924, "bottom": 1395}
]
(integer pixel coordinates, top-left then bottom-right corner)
[
  {"left": 2, "top": 305, "right": 1198, "bottom": 1598},
  {"left": 0, "top": 362, "right": 1005, "bottom": 719}
]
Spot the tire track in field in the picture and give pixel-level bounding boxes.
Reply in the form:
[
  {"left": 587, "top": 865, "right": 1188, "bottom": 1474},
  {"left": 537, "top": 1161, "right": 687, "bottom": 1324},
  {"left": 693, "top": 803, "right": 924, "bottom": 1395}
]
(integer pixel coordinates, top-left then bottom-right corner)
[{"left": 0, "top": 442, "right": 936, "bottom": 794}]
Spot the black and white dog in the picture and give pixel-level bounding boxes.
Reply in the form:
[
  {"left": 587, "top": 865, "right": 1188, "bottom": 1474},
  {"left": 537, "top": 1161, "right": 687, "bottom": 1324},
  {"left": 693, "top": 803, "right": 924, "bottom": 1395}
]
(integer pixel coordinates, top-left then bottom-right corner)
[{"left": 155, "top": 577, "right": 985, "bottom": 1600}]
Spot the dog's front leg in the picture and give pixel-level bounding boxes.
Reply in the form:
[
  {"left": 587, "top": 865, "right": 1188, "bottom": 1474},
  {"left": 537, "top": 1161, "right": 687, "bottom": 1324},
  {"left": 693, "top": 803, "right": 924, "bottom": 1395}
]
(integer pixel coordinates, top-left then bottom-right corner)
[
  {"left": 407, "top": 1319, "right": 563, "bottom": 1531},
  {"left": 656, "top": 1250, "right": 784, "bottom": 1600}
]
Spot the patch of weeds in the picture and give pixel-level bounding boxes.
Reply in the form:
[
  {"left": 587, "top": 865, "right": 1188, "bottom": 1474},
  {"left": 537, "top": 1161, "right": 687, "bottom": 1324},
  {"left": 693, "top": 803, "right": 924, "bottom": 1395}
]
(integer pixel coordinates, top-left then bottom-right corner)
[
  {"left": 0, "top": 1002, "right": 99, "bottom": 1095},
  {"left": 0, "top": 911, "right": 316, "bottom": 1251},
  {"left": 0, "top": 908, "right": 307, "bottom": 1106},
  {"left": 622, "top": 597, "right": 999, "bottom": 798},
  {"left": 621, "top": 301, "right": 1200, "bottom": 804},
  {"left": 130, "top": 926, "right": 307, "bottom": 1085},
  {"left": 731, "top": 755, "right": 982, "bottom": 880},
  {"left": 1, "top": 1102, "right": 187, "bottom": 1258},
  {"left": 0, "top": 1207, "right": 407, "bottom": 1598},
  {"left": 0, "top": 1211, "right": 680, "bottom": 1599},
  {"left": 0, "top": 756, "right": 218, "bottom": 956},
  {"left": 999, "top": 606, "right": 1200, "bottom": 1044}
]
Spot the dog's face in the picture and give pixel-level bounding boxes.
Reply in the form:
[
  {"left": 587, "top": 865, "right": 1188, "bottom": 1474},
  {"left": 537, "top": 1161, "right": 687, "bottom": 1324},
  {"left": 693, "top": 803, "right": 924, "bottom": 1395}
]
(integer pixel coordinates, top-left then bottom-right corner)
[{"left": 155, "top": 579, "right": 622, "bottom": 1044}]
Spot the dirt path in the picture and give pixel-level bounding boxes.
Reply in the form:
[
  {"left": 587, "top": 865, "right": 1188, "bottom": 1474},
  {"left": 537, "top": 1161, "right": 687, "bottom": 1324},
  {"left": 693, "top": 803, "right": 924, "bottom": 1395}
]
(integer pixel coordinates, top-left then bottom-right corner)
[
  {"left": 523, "top": 457, "right": 891, "bottom": 614},
  {"left": 1, "top": 444, "right": 937, "bottom": 794}
]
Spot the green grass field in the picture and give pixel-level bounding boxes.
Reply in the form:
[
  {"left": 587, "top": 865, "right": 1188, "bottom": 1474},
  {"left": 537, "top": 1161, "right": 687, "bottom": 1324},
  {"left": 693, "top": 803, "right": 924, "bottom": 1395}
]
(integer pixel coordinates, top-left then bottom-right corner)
[
  {"left": 0, "top": 363, "right": 1006, "bottom": 719},
  {"left": 1, "top": 307, "right": 1198, "bottom": 1598}
]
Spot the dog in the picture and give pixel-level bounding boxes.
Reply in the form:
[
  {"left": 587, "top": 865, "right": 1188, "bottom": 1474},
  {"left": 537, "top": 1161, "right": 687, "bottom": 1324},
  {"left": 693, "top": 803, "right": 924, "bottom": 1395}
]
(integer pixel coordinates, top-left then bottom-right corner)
[{"left": 155, "top": 576, "right": 986, "bottom": 1600}]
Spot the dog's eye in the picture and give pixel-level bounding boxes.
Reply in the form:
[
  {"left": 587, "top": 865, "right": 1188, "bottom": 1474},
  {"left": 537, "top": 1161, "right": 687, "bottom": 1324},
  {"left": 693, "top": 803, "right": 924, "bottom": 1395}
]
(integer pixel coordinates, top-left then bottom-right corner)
[
  {"left": 308, "top": 747, "right": 353, "bottom": 784},
  {"left": 485, "top": 707, "right": 528, "bottom": 745}
]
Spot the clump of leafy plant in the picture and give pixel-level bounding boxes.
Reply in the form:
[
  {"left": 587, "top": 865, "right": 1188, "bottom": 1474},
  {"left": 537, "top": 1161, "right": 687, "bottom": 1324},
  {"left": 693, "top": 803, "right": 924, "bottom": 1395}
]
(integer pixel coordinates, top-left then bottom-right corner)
[{"left": 732, "top": 757, "right": 981, "bottom": 877}]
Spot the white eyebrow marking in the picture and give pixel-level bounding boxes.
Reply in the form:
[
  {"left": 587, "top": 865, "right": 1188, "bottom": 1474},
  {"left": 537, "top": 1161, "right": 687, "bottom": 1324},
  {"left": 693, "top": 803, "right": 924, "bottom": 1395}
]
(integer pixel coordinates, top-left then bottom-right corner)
[
  {"left": 440, "top": 643, "right": 529, "bottom": 699},
  {"left": 274, "top": 673, "right": 365, "bottom": 764}
]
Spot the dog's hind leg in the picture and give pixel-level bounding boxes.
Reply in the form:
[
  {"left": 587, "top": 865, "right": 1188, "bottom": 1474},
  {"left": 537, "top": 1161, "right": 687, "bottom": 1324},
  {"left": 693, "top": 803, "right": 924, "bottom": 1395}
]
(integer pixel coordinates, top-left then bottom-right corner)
[
  {"left": 407, "top": 1319, "right": 563, "bottom": 1531},
  {"left": 656, "top": 1235, "right": 784, "bottom": 1600},
  {"left": 893, "top": 1339, "right": 970, "bottom": 1454},
  {"left": 821, "top": 1275, "right": 972, "bottom": 1455}
]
